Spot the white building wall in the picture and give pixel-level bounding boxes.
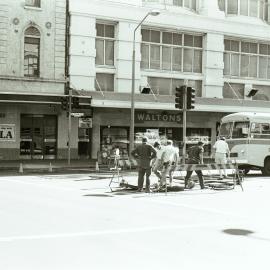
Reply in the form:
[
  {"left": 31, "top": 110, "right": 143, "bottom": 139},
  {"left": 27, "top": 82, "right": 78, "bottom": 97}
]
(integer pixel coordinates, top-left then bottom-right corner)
[{"left": 69, "top": 0, "right": 270, "bottom": 104}]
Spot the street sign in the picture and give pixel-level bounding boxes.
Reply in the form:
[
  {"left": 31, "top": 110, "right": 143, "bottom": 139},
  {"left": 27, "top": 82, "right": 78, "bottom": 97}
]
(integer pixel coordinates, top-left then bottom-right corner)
[{"left": 70, "top": 112, "right": 84, "bottom": 117}]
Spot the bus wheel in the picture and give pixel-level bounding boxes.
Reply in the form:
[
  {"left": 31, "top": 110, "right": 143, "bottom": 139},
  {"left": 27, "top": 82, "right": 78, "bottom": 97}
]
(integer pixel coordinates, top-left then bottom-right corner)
[{"left": 262, "top": 157, "right": 270, "bottom": 176}]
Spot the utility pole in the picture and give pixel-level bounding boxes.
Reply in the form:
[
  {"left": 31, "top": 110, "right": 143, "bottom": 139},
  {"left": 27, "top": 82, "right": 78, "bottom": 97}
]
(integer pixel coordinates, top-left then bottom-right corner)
[
  {"left": 68, "top": 89, "right": 72, "bottom": 165},
  {"left": 182, "top": 85, "right": 187, "bottom": 165}
]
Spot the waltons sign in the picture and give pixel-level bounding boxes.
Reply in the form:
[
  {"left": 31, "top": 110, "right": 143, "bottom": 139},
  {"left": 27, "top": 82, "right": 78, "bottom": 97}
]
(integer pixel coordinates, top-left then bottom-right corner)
[{"left": 135, "top": 111, "right": 181, "bottom": 123}]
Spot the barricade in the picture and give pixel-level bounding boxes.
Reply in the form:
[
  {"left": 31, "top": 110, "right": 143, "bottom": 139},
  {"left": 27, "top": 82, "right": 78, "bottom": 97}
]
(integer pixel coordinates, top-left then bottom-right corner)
[
  {"left": 176, "top": 162, "right": 243, "bottom": 191},
  {"left": 18, "top": 163, "right": 54, "bottom": 173}
]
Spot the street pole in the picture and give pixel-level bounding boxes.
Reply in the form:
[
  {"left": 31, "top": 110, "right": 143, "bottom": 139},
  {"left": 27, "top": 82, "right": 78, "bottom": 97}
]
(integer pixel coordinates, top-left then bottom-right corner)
[
  {"left": 182, "top": 85, "right": 187, "bottom": 165},
  {"left": 68, "top": 89, "right": 72, "bottom": 165},
  {"left": 129, "top": 10, "right": 160, "bottom": 156}
]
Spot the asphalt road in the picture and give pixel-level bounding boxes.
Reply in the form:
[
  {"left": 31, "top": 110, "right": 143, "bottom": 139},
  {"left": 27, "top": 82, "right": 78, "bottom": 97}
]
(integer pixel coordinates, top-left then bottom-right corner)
[{"left": 0, "top": 172, "right": 269, "bottom": 270}]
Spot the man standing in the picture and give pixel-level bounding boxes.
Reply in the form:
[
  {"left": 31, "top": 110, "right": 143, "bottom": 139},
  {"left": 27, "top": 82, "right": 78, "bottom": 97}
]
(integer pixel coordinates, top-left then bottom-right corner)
[
  {"left": 152, "top": 141, "right": 163, "bottom": 183},
  {"left": 160, "top": 140, "right": 177, "bottom": 187},
  {"left": 131, "top": 137, "right": 156, "bottom": 192},
  {"left": 185, "top": 141, "right": 205, "bottom": 189},
  {"left": 213, "top": 136, "right": 230, "bottom": 179}
]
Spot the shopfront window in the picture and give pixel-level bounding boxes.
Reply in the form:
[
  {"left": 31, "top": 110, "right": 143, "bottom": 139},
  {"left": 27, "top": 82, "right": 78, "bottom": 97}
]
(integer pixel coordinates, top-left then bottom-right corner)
[
  {"left": 20, "top": 115, "right": 57, "bottom": 159},
  {"left": 100, "top": 126, "right": 129, "bottom": 159}
]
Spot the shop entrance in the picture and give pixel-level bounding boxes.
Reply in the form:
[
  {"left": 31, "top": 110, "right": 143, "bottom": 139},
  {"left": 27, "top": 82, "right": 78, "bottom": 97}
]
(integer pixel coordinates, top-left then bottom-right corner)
[{"left": 20, "top": 115, "right": 57, "bottom": 159}]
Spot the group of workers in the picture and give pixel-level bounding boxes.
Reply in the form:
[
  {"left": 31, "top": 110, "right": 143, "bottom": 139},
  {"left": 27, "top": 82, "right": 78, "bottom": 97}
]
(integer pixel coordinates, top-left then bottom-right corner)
[{"left": 131, "top": 136, "right": 230, "bottom": 192}]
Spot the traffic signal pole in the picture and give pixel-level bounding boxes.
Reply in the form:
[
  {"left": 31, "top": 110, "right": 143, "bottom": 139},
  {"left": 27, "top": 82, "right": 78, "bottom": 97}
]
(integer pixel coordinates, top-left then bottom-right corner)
[
  {"left": 68, "top": 89, "right": 72, "bottom": 165},
  {"left": 182, "top": 85, "right": 187, "bottom": 165}
]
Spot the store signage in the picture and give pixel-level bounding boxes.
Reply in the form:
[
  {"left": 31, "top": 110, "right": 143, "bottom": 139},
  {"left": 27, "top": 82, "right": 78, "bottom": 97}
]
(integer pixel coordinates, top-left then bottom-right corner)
[
  {"left": 79, "top": 117, "right": 92, "bottom": 128},
  {"left": 0, "top": 124, "right": 15, "bottom": 141},
  {"left": 135, "top": 111, "right": 181, "bottom": 123}
]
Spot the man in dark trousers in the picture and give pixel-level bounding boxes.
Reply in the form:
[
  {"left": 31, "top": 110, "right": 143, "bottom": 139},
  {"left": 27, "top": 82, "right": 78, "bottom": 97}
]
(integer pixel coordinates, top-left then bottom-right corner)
[
  {"left": 131, "top": 137, "right": 156, "bottom": 192},
  {"left": 185, "top": 141, "right": 205, "bottom": 189}
]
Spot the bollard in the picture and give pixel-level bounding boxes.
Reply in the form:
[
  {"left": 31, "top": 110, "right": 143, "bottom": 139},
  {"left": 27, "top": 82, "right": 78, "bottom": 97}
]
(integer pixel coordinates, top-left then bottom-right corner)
[
  {"left": 49, "top": 162, "right": 53, "bottom": 172},
  {"left": 19, "top": 163, "right": 23, "bottom": 173},
  {"left": 95, "top": 161, "right": 99, "bottom": 171}
]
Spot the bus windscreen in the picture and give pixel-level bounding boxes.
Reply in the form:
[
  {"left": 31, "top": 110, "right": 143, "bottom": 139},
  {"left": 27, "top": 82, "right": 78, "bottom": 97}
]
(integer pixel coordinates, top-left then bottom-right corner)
[{"left": 219, "top": 122, "right": 232, "bottom": 138}]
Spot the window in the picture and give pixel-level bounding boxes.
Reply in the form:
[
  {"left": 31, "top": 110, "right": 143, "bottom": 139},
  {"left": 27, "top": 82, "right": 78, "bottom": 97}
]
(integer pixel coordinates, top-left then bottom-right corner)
[
  {"left": 25, "top": 0, "right": 41, "bottom": 8},
  {"left": 252, "top": 84, "right": 270, "bottom": 101},
  {"left": 96, "top": 23, "right": 115, "bottom": 66},
  {"left": 218, "top": 0, "right": 268, "bottom": 21},
  {"left": 147, "top": 77, "right": 202, "bottom": 96},
  {"left": 141, "top": 29, "right": 202, "bottom": 73},
  {"left": 219, "top": 122, "right": 233, "bottom": 139},
  {"left": 24, "top": 27, "right": 40, "bottom": 77},
  {"left": 224, "top": 39, "right": 270, "bottom": 79},
  {"left": 95, "top": 73, "right": 114, "bottom": 92},
  {"left": 232, "top": 121, "right": 249, "bottom": 138},
  {"left": 223, "top": 83, "right": 244, "bottom": 99},
  {"left": 172, "top": 0, "right": 196, "bottom": 10}
]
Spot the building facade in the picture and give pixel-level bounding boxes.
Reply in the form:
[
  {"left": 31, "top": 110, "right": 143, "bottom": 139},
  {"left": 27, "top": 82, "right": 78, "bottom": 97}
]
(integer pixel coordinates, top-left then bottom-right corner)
[
  {"left": 0, "top": 0, "right": 73, "bottom": 160},
  {"left": 67, "top": 0, "right": 270, "bottom": 160},
  {"left": 1, "top": 0, "right": 270, "bottom": 161}
]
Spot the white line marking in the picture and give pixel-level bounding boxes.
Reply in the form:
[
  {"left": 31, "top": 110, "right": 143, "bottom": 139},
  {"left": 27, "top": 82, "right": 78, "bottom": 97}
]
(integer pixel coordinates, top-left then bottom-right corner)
[{"left": 0, "top": 222, "right": 227, "bottom": 242}]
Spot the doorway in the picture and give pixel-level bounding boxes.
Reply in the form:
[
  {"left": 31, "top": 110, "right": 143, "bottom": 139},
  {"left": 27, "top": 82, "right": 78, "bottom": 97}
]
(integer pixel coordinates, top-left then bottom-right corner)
[{"left": 20, "top": 114, "right": 57, "bottom": 159}]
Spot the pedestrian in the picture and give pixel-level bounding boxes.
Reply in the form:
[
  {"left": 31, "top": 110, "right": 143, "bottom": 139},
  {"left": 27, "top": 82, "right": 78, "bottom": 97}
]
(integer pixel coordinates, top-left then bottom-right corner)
[
  {"left": 152, "top": 141, "right": 164, "bottom": 183},
  {"left": 185, "top": 141, "right": 205, "bottom": 189},
  {"left": 213, "top": 136, "right": 230, "bottom": 179},
  {"left": 168, "top": 142, "right": 180, "bottom": 186},
  {"left": 160, "top": 140, "right": 176, "bottom": 188},
  {"left": 131, "top": 137, "right": 156, "bottom": 192}
]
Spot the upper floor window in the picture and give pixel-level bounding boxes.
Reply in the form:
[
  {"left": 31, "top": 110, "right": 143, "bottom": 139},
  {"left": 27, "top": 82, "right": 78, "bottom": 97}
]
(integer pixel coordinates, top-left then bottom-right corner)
[
  {"left": 142, "top": 0, "right": 197, "bottom": 11},
  {"left": 95, "top": 73, "right": 114, "bottom": 92},
  {"left": 25, "top": 0, "right": 41, "bottom": 8},
  {"left": 147, "top": 77, "right": 202, "bottom": 96},
  {"left": 24, "top": 27, "right": 40, "bottom": 77},
  {"left": 218, "top": 0, "right": 268, "bottom": 21},
  {"left": 141, "top": 29, "right": 202, "bottom": 73},
  {"left": 172, "top": 0, "right": 196, "bottom": 10},
  {"left": 95, "top": 23, "right": 115, "bottom": 66},
  {"left": 224, "top": 39, "right": 270, "bottom": 79}
]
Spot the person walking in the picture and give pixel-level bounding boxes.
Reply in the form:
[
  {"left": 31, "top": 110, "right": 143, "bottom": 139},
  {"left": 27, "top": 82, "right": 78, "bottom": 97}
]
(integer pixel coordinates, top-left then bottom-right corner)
[
  {"left": 131, "top": 137, "right": 156, "bottom": 192},
  {"left": 213, "top": 136, "right": 230, "bottom": 179},
  {"left": 185, "top": 141, "right": 205, "bottom": 189},
  {"left": 168, "top": 143, "right": 180, "bottom": 186},
  {"left": 152, "top": 141, "right": 163, "bottom": 183}
]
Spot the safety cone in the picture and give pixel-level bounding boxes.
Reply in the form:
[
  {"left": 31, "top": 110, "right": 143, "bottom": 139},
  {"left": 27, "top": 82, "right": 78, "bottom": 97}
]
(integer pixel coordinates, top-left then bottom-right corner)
[
  {"left": 95, "top": 161, "right": 99, "bottom": 171},
  {"left": 19, "top": 163, "right": 23, "bottom": 173},
  {"left": 49, "top": 162, "right": 53, "bottom": 172}
]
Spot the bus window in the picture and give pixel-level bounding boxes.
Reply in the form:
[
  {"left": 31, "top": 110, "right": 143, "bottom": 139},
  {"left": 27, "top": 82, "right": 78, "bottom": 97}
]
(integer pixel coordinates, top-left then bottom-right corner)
[
  {"left": 250, "top": 122, "right": 260, "bottom": 133},
  {"left": 219, "top": 122, "right": 232, "bottom": 138},
  {"left": 232, "top": 121, "right": 249, "bottom": 138},
  {"left": 262, "top": 123, "right": 270, "bottom": 134}
]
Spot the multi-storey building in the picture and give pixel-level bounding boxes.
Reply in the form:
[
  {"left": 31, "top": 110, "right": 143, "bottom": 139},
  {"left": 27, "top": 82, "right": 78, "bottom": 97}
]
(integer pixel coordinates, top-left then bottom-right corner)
[
  {"left": 68, "top": 0, "right": 270, "bottom": 159},
  {"left": 0, "top": 0, "right": 69, "bottom": 160}
]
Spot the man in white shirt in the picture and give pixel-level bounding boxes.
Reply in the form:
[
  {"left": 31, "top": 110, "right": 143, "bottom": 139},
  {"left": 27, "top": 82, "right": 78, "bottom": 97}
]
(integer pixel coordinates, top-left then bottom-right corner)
[
  {"left": 160, "top": 140, "right": 178, "bottom": 187},
  {"left": 213, "top": 137, "right": 230, "bottom": 179}
]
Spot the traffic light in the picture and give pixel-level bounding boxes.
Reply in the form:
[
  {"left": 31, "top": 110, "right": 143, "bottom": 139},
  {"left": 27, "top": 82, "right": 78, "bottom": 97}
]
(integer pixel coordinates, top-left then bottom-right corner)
[
  {"left": 61, "top": 97, "right": 68, "bottom": 110},
  {"left": 187, "top": 87, "right": 195, "bottom": 110},
  {"left": 175, "top": 86, "right": 184, "bottom": 109},
  {"left": 72, "top": 96, "right": 80, "bottom": 109}
]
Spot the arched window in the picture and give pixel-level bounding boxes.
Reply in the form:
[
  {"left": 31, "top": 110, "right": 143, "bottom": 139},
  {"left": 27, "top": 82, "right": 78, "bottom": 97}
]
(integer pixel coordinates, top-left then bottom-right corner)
[{"left": 24, "top": 26, "right": 40, "bottom": 77}]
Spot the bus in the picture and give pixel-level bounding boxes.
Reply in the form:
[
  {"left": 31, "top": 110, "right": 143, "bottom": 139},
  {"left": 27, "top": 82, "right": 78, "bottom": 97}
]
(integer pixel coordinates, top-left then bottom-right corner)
[{"left": 219, "top": 112, "right": 270, "bottom": 175}]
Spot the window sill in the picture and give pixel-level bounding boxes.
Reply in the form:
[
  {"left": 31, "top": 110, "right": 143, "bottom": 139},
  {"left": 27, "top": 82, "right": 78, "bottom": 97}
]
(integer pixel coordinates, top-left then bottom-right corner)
[{"left": 24, "top": 6, "right": 42, "bottom": 11}]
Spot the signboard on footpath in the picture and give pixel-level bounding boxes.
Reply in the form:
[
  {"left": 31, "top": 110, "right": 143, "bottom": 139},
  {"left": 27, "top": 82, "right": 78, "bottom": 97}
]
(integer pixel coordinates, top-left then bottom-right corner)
[
  {"left": 79, "top": 118, "right": 92, "bottom": 128},
  {"left": 0, "top": 124, "right": 15, "bottom": 141}
]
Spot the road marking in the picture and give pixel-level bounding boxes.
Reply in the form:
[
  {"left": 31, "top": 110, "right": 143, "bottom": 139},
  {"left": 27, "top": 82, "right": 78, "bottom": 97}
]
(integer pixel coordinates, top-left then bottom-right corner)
[{"left": 0, "top": 222, "right": 228, "bottom": 242}]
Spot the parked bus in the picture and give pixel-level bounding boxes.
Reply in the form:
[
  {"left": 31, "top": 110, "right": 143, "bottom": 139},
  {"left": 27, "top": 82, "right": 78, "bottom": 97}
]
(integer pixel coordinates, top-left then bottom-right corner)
[{"left": 219, "top": 112, "right": 270, "bottom": 175}]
